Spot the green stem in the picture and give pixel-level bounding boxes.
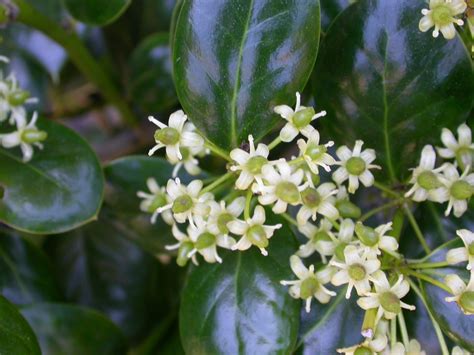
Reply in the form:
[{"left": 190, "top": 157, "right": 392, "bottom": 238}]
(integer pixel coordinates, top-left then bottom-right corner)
[
  {"left": 201, "top": 172, "right": 233, "bottom": 194},
  {"left": 204, "top": 140, "right": 231, "bottom": 161},
  {"left": 403, "top": 269, "right": 452, "bottom": 293},
  {"left": 373, "top": 181, "right": 401, "bottom": 198},
  {"left": 268, "top": 136, "right": 282, "bottom": 150},
  {"left": 281, "top": 212, "right": 299, "bottom": 227},
  {"left": 13, "top": 0, "right": 136, "bottom": 126},
  {"left": 361, "top": 308, "right": 377, "bottom": 338},
  {"left": 397, "top": 311, "right": 409, "bottom": 348},
  {"left": 244, "top": 189, "right": 252, "bottom": 220},
  {"left": 403, "top": 205, "right": 431, "bottom": 254},
  {"left": 408, "top": 279, "right": 449, "bottom": 355},
  {"left": 390, "top": 318, "right": 397, "bottom": 349},
  {"left": 360, "top": 199, "right": 404, "bottom": 222},
  {"left": 328, "top": 218, "right": 340, "bottom": 231},
  {"left": 408, "top": 261, "right": 450, "bottom": 269}
]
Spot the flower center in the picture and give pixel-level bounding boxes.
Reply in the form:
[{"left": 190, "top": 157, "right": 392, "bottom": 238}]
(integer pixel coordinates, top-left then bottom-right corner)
[
  {"left": 354, "top": 346, "right": 372, "bottom": 355},
  {"left": 7, "top": 90, "right": 30, "bottom": 106},
  {"left": 301, "top": 188, "right": 321, "bottom": 208},
  {"left": 348, "top": 263, "right": 366, "bottom": 281},
  {"left": 355, "top": 223, "right": 379, "bottom": 247},
  {"left": 217, "top": 212, "right": 234, "bottom": 234},
  {"left": 450, "top": 180, "right": 473, "bottom": 200},
  {"left": 155, "top": 127, "right": 180, "bottom": 145},
  {"left": 417, "top": 171, "right": 441, "bottom": 190},
  {"left": 21, "top": 129, "right": 48, "bottom": 144},
  {"left": 305, "top": 143, "right": 327, "bottom": 160},
  {"left": 245, "top": 156, "right": 267, "bottom": 175},
  {"left": 346, "top": 157, "right": 366, "bottom": 176},
  {"left": 247, "top": 225, "right": 268, "bottom": 248},
  {"left": 292, "top": 107, "right": 315, "bottom": 129},
  {"left": 431, "top": 4, "right": 454, "bottom": 26},
  {"left": 334, "top": 243, "right": 347, "bottom": 261},
  {"left": 147, "top": 193, "right": 168, "bottom": 213},
  {"left": 177, "top": 241, "right": 194, "bottom": 267},
  {"left": 196, "top": 232, "right": 216, "bottom": 250},
  {"left": 275, "top": 181, "right": 300, "bottom": 204},
  {"left": 380, "top": 292, "right": 401, "bottom": 314},
  {"left": 336, "top": 200, "right": 361, "bottom": 219},
  {"left": 172, "top": 195, "right": 194, "bottom": 214},
  {"left": 300, "top": 277, "right": 319, "bottom": 299},
  {"left": 459, "top": 291, "right": 474, "bottom": 314},
  {"left": 456, "top": 147, "right": 474, "bottom": 167}
]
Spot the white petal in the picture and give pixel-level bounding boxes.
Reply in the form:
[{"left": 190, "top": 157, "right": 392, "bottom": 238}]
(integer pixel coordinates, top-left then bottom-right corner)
[
  {"left": 446, "top": 247, "right": 468, "bottom": 265},
  {"left": 318, "top": 202, "right": 339, "bottom": 220},
  {"left": 228, "top": 197, "right": 246, "bottom": 217},
  {"left": 352, "top": 140, "right": 363, "bottom": 156},
  {"left": 420, "top": 145, "right": 436, "bottom": 169},
  {"left": 419, "top": 15, "right": 434, "bottom": 32},
  {"left": 255, "top": 143, "right": 269, "bottom": 158},
  {"left": 232, "top": 236, "right": 252, "bottom": 251},
  {"left": 230, "top": 148, "right": 249, "bottom": 165},
  {"left": 440, "top": 23, "right": 456, "bottom": 40},
  {"left": 336, "top": 146, "right": 352, "bottom": 161},
  {"left": 344, "top": 246, "right": 360, "bottom": 265},
  {"left": 272, "top": 199, "right": 288, "bottom": 214},
  {"left": 228, "top": 220, "right": 248, "bottom": 235},
  {"left": 358, "top": 170, "right": 374, "bottom": 187},
  {"left": 457, "top": 229, "right": 474, "bottom": 245},
  {"left": 290, "top": 255, "right": 309, "bottom": 279},
  {"left": 252, "top": 205, "right": 266, "bottom": 224},
  {"left": 357, "top": 296, "right": 380, "bottom": 310},
  {"left": 280, "top": 123, "right": 299, "bottom": 142},
  {"left": 235, "top": 172, "right": 254, "bottom": 190},
  {"left": 331, "top": 270, "right": 350, "bottom": 286},
  {"left": 441, "top": 128, "right": 458, "bottom": 150},
  {"left": 332, "top": 167, "right": 349, "bottom": 185},
  {"left": 273, "top": 105, "right": 294, "bottom": 119},
  {"left": 445, "top": 274, "right": 466, "bottom": 295},
  {"left": 379, "top": 236, "right": 399, "bottom": 252},
  {"left": 168, "top": 110, "right": 186, "bottom": 130},
  {"left": 392, "top": 280, "right": 410, "bottom": 299},
  {"left": 348, "top": 175, "right": 359, "bottom": 193},
  {"left": 457, "top": 124, "right": 472, "bottom": 146}
]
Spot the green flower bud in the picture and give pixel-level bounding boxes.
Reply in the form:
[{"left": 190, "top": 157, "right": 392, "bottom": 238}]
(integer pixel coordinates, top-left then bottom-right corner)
[
  {"left": 355, "top": 223, "right": 379, "bottom": 247},
  {"left": 379, "top": 292, "right": 401, "bottom": 314},
  {"left": 292, "top": 107, "right": 315, "bottom": 128},
  {"left": 177, "top": 242, "right": 194, "bottom": 267},
  {"left": 147, "top": 194, "right": 167, "bottom": 213},
  {"left": 7, "top": 90, "right": 30, "bottom": 106},
  {"left": 334, "top": 243, "right": 347, "bottom": 261},
  {"left": 459, "top": 291, "right": 474, "bottom": 314},
  {"left": 348, "top": 263, "right": 366, "bottom": 281},
  {"left": 196, "top": 232, "right": 216, "bottom": 250},
  {"left": 300, "top": 277, "right": 319, "bottom": 299},
  {"left": 154, "top": 127, "right": 180, "bottom": 145},
  {"left": 432, "top": 5, "right": 454, "bottom": 26},
  {"left": 245, "top": 156, "right": 267, "bottom": 175},
  {"left": 346, "top": 157, "right": 366, "bottom": 176},
  {"left": 275, "top": 181, "right": 300, "bottom": 204},
  {"left": 450, "top": 180, "right": 473, "bottom": 200},
  {"left": 305, "top": 142, "right": 327, "bottom": 160},
  {"left": 172, "top": 195, "right": 193, "bottom": 214},
  {"left": 21, "top": 129, "right": 47, "bottom": 144},
  {"left": 336, "top": 200, "right": 361, "bottom": 219},
  {"left": 417, "top": 171, "right": 441, "bottom": 190},
  {"left": 312, "top": 231, "right": 332, "bottom": 244},
  {"left": 217, "top": 212, "right": 234, "bottom": 234},
  {"left": 354, "top": 346, "right": 373, "bottom": 355},
  {"left": 301, "top": 188, "right": 321, "bottom": 208},
  {"left": 247, "top": 225, "right": 268, "bottom": 249}
]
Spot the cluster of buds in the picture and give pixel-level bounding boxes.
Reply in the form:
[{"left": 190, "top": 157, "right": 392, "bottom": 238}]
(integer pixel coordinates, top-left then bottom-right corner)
[
  {"left": 419, "top": 0, "right": 467, "bottom": 39},
  {"left": 0, "top": 56, "right": 46, "bottom": 162}
]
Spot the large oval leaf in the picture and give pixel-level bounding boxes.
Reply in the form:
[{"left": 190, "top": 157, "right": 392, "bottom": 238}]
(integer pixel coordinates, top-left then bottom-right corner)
[
  {"left": 0, "top": 118, "right": 104, "bottom": 234},
  {"left": 313, "top": 0, "right": 473, "bottom": 181},
  {"left": 173, "top": 0, "right": 321, "bottom": 150},
  {"left": 63, "top": 0, "right": 132, "bottom": 25},
  {"left": 20, "top": 303, "right": 127, "bottom": 355},
  {"left": 320, "top": 0, "right": 350, "bottom": 31},
  {"left": 180, "top": 215, "right": 300, "bottom": 354},
  {"left": 0, "top": 228, "right": 61, "bottom": 305},
  {"left": 0, "top": 295, "right": 41, "bottom": 355}
]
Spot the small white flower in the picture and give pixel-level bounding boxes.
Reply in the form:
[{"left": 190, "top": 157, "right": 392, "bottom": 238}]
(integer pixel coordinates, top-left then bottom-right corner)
[
  {"left": 274, "top": 92, "right": 326, "bottom": 142},
  {"left": 228, "top": 205, "right": 282, "bottom": 256},
  {"left": 280, "top": 255, "right": 336, "bottom": 312},
  {"left": 451, "top": 345, "right": 471, "bottom": 355},
  {"left": 171, "top": 145, "right": 204, "bottom": 177},
  {"left": 0, "top": 72, "right": 38, "bottom": 126},
  {"left": 297, "top": 182, "right": 339, "bottom": 225},
  {"left": 157, "top": 178, "right": 212, "bottom": 226},
  {"left": 256, "top": 159, "right": 306, "bottom": 214},
  {"left": 166, "top": 224, "right": 198, "bottom": 267},
  {"left": 444, "top": 273, "right": 474, "bottom": 315},
  {"left": 405, "top": 145, "right": 448, "bottom": 202},
  {"left": 297, "top": 130, "right": 336, "bottom": 174},
  {"left": 438, "top": 123, "right": 474, "bottom": 170},
  {"left": 137, "top": 177, "right": 173, "bottom": 225},
  {"left": 355, "top": 221, "right": 399, "bottom": 256},
  {"left": 148, "top": 110, "right": 204, "bottom": 163},
  {"left": 357, "top": 271, "right": 415, "bottom": 323},
  {"left": 0, "top": 112, "right": 47, "bottom": 162},
  {"left": 330, "top": 218, "right": 358, "bottom": 263},
  {"left": 388, "top": 339, "right": 426, "bottom": 355},
  {"left": 446, "top": 229, "right": 474, "bottom": 270},
  {"left": 440, "top": 163, "right": 474, "bottom": 217},
  {"left": 332, "top": 140, "right": 381, "bottom": 194},
  {"left": 297, "top": 219, "right": 337, "bottom": 262},
  {"left": 419, "top": 0, "right": 467, "bottom": 39},
  {"left": 330, "top": 245, "right": 381, "bottom": 298},
  {"left": 230, "top": 135, "right": 270, "bottom": 190},
  {"left": 207, "top": 197, "right": 245, "bottom": 237}
]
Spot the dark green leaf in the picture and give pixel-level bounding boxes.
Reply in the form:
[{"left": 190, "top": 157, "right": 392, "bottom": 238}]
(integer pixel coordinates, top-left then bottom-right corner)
[
  {"left": 173, "top": 0, "right": 321, "bottom": 150},
  {"left": 296, "top": 288, "right": 364, "bottom": 354},
  {"left": 0, "top": 227, "right": 61, "bottom": 305},
  {"left": 320, "top": 0, "right": 351, "bottom": 31},
  {"left": 313, "top": 0, "right": 473, "bottom": 181},
  {"left": 20, "top": 303, "right": 127, "bottom": 354},
  {"left": 180, "top": 215, "right": 300, "bottom": 354},
  {"left": 0, "top": 118, "right": 104, "bottom": 234},
  {"left": 24, "top": 0, "right": 64, "bottom": 21},
  {"left": 0, "top": 295, "right": 41, "bottom": 355},
  {"left": 45, "top": 219, "right": 164, "bottom": 341},
  {"left": 63, "top": 0, "right": 132, "bottom": 25},
  {"left": 129, "top": 33, "right": 177, "bottom": 114}
]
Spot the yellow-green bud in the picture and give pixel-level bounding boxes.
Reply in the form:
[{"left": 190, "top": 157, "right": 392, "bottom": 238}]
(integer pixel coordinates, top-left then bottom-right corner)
[
  {"left": 301, "top": 187, "right": 321, "bottom": 208},
  {"left": 432, "top": 4, "right": 454, "bottom": 26},
  {"left": 450, "top": 181, "right": 473, "bottom": 200},
  {"left": 8, "top": 90, "right": 29, "bottom": 106},
  {"left": 245, "top": 156, "right": 267, "bottom": 175},
  {"left": 354, "top": 346, "right": 373, "bottom": 355},
  {"left": 379, "top": 292, "right": 401, "bottom": 314},
  {"left": 459, "top": 291, "right": 474, "bottom": 314},
  {"left": 172, "top": 195, "right": 193, "bottom": 214},
  {"left": 355, "top": 223, "right": 379, "bottom": 247},
  {"left": 217, "top": 213, "right": 233, "bottom": 234},
  {"left": 21, "top": 129, "right": 47, "bottom": 144},
  {"left": 306, "top": 142, "right": 327, "bottom": 160},
  {"left": 177, "top": 242, "right": 194, "bottom": 267},
  {"left": 336, "top": 200, "right": 361, "bottom": 219},
  {"left": 334, "top": 243, "right": 347, "bottom": 261},
  {"left": 196, "top": 232, "right": 216, "bottom": 250},
  {"left": 348, "top": 263, "right": 366, "bottom": 281},
  {"left": 300, "top": 277, "right": 319, "bottom": 299},
  {"left": 247, "top": 225, "right": 268, "bottom": 249},
  {"left": 417, "top": 171, "right": 441, "bottom": 190},
  {"left": 346, "top": 157, "right": 366, "bottom": 176},
  {"left": 146, "top": 194, "right": 167, "bottom": 213},
  {"left": 154, "top": 127, "right": 180, "bottom": 145},
  {"left": 275, "top": 181, "right": 300, "bottom": 204},
  {"left": 292, "top": 107, "right": 315, "bottom": 128}
]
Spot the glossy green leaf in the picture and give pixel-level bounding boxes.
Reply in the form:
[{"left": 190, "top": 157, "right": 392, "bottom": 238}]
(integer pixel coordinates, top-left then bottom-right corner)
[
  {"left": 180, "top": 215, "right": 299, "bottom": 354},
  {"left": 320, "top": 0, "right": 350, "bottom": 31},
  {"left": 295, "top": 288, "right": 364, "bottom": 354},
  {"left": 0, "top": 118, "right": 104, "bottom": 234},
  {"left": 0, "top": 228, "right": 61, "bottom": 305},
  {"left": 21, "top": 303, "right": 127, "bottom": 354},
  {"left": 63, "top": 0, "right": 131, "bottom": 25},
  {"left": 313, "top": 0, "right": 474, "bottom": 181},
  {"left": 45, "top": 219, "right": 163, "bottom": 341},
  {"left": 129, "top": 33, "right": 177, "bottom": 114},
  {"left": 0, "top": 295, "right": 41, "bottom": 355},
  {"left": 24, "top": 0, "right": 64, "bottom": 21},
  {"left": 173, "top": 0, "right": 321, "bottom": 150}
]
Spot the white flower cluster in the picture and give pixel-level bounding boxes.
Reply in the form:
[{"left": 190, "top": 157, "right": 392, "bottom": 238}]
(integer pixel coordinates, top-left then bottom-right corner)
[
  {"left": 405, "top": 123, "right": 473, "bottom": 217},
  {"left": 419, "top": 0, "right": 467, "bottom": 39},
  {"left": 0, "top": 56, "right": 46, "bottom": 162}
]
